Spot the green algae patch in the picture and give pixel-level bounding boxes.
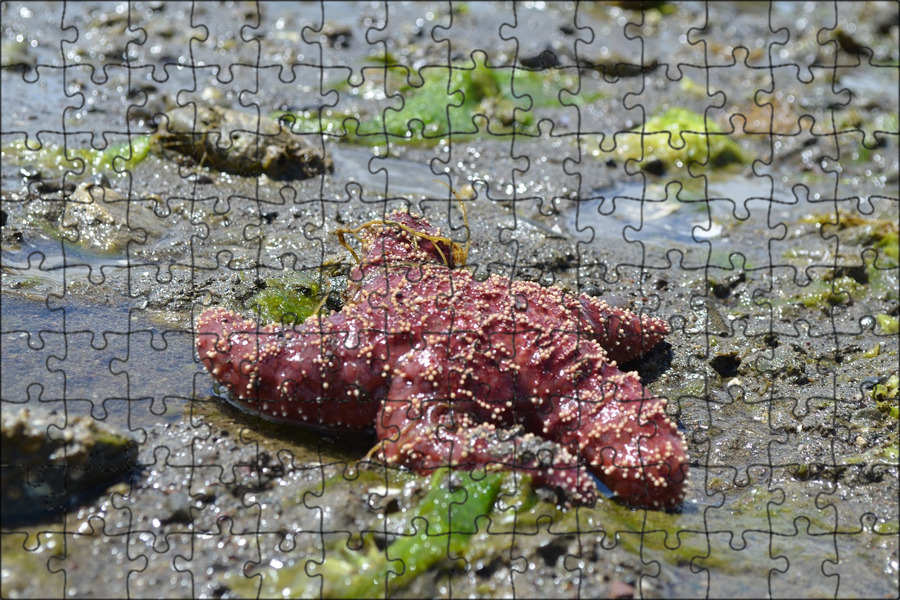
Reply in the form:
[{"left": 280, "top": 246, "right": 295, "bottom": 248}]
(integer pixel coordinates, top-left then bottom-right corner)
[
  {"left": 878, "top": 228, "right": 900, "bottom": 263},
  {"left": 609, "top": 107, "right": 747, "bottom": 173},
  {"left": 223, "top": 469, "right": 713, "bottom": 597},
  {"left": 478, "top": 475, "right": 719, "bottom": 573},
  {"left": 510, "top": 67, "right": 605, "bottom": 110},
  {"left": 799, "top": 211, "right": 899, "bottom": 266},
  {"left": 790, "top": 211, "right": 899, "bottom": 303},
  {"left": 876, "top": 314, "right": 899, "bottom": 335},
  {"left": 277, "top": 58, "right": 600, "bottom": 147},
  {"left": 862, "top": 342, "right": 883, "bottom": 358},
  {"left": 226, "top": 469, "right": 502, "bottom": 598},
  {"left": 678, "top": 75, "right": 708, "bottom": 97},
  {"left": 864, "top": 374, "right": 899, "bottom": 468},
  {"left": 1, "top": 135, "right": 151, "bottom": 178},
  {"left": 838, "top": 110, "right": 900, "bottom": 158},
  {"left": 872, "top": 374, "right": 899, "bottom": 421},
  {"left": 309, "top": 469, "right": 503, "bottom": 597},
  {"left": 0, "top": 529, "right": 67, "bottom": 595},
  {"left": 245, "top": 272, "right": 333, "bottom": 326},
  {"left": 797, "top": 275, "right": 868, "bottom": 309}
]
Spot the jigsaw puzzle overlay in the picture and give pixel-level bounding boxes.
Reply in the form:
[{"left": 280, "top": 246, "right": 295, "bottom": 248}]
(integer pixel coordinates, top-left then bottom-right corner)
[{"left": 1, "top": 2, "right": 898, "bottom": 598}]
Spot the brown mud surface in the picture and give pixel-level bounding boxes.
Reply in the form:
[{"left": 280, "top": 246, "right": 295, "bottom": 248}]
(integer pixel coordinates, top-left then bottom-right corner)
[{"left": 2, "top": 2, "right": 897, "bottom": 598}]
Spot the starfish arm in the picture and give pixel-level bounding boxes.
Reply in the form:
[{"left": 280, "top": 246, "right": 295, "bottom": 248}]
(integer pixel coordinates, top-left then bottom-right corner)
[
  {"left": 195, "top": 307, "right": 381, "bottom": 431},
  {"left": 577, "top": 295, "right": 669, "bottom": 365},
  {"left": 374, "top": 348, "right": 598, "bottom": 504}
]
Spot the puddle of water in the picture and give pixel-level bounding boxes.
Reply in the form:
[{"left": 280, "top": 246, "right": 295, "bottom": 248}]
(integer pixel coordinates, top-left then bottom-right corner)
[
  {"left": 1, "top": 294, "right": 199, "bottom": 434},
  {"left": 564, "top": 174, "right": 818, "bottom": 267},
  {"left": 331, "top": 146, "right": 456, "bottom": 200},
  {"left": 2, "top": 236, "right": 132, "bottom": 291}
]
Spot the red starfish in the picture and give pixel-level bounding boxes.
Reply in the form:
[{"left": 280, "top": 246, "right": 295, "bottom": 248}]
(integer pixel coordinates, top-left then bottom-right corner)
[{"left": 196, "top": 210, "right": 687, "bottom": 508}]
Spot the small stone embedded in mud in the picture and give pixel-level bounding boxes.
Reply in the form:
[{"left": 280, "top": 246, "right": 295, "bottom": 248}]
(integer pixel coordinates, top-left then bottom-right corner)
[
  {"left": 1, "top": 408, "right": 138, "bottom": 524},
  {"left": 154, "top": 104, "right": 334, "bottom": 180},
  {"left": 59, "top": 184, "right": 135, "bottom": 253},
  {"left": 27, "top": 182, "right": 166, "bottom": 254}
]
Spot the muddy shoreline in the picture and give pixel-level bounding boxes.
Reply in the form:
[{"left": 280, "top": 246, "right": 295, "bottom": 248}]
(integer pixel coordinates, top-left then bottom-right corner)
[{"left": 2, "top": 2, "right": 898, "bottom": 598}]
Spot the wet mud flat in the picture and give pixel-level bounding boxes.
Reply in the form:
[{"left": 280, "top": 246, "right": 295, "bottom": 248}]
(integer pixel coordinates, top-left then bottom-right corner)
[{"left": 2, "top": 1, "right": 898, "bottom": 598}]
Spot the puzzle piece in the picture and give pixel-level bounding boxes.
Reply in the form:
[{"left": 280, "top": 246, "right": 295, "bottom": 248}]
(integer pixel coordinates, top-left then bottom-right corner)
[{"left": 2, "top": 2, "right": 898, "bottom": 598}]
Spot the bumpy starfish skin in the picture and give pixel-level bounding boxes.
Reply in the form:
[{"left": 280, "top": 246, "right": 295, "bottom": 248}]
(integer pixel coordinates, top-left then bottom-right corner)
[{"left": 197, "top": 210, "right": 687, "bottom": 508}]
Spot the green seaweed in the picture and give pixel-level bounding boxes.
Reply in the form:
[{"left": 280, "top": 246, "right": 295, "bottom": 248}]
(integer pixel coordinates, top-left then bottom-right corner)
[
  {"left": 308, "top": 469, "right": 502, "bottom": 597},
  {"left": 0, "top": 529, "right": 67, "bottom": 596},
  {"left": 218, "top": 461, "right": 874, "bottom": 598},
  {"left": 838, "top": 110, "right": 900, "bottom": 159},
  {"left": 612, "top": 107, "right": 747, "bottom": 172},
  {"left": 228, "top": 469, "right": 503, "bottom": 598},
  {"left": 510, "top": 67, "right": 605, "bottom": 109},
  {"left": 245, "top": 272, "right": 329, "bottom": 326},
  {"left": 798, "top": 211, "right": 899, "bottom": 265},
  {"left": 1, "top": 135, "right": 151, "bottom": 177},
  {"left": 345, "top": 469, "right": 503, "bottom": 596},
  {"left": 786, "top": 212, "right": 899, "bottom": 305},
  {"left": 875, "top": 228, "right": 899, "bottom": 263},
  {"left": 873, "top": 374, "right": 899, "bottom": 421},
  {"left": 862, "top": 342, "right": 883, "bottom": 358},
  {"left": 867, "top": 374, "right": 899, "bottom": 464},
  {"left": 797, "top": 276, "right": 867, "bottom": 309},
  {"left": 277, "top": 58, "right": 600, "bottom": 147},
  {"left": 876, "top": 314, "right": 899, "bottom": 335}
]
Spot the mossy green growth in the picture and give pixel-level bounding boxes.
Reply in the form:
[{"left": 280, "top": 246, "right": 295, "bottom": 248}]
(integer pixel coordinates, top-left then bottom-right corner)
[
  {"left": 873, "top": 374, "right": 899, "bottom": 421},
  {"left": 797, "top": 275, "right": 867, "bottom": 309},
  {"left": 791, "top": 212, "right": 899, "bottom": 303},
  {"left": 310, "top": 469, "right": 502, "bottom": 598},
  {"left": 873, "top": 111, "right": 900, "bottom": 134},
  {"left": 678, "top": 76, "right": 708, "bottom": 97},
  {"left": 869, "top": 374, "right": 899, "bottom": 463},
  {"left": 875, "top": 228, "right": 899, "bottom": 263},
  {"left": 1, "top": 135, "right": 151, "bottom": 177},
  {"left": 227, "top": 469, "right": 503, "bottom": 598},
  {"left": 277, "top": 57, "right": 600, "bottom": 146},
  {"left": 0, "top": 529, "right": 67, "bottom": 596},
  {"left": 612, "top": 107, "right": 747, "bottom": 172},
  {"left": 245, "top": 272, "right": 330, "bottom": 326},
  {"left": 510, "top": 67, "right": 605, "bottom": 110},
  {"left": 799, "top": 212, "right": 899, "bottom": 265},
  {"left": 876, "top": 314, "right": 899, "bottom": 335},
  {"left": 862, "top": 342, "right": 882, "bottom": 358},
  {"left": 838, "top": 110, "right": 899, "bottom": 158}
]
